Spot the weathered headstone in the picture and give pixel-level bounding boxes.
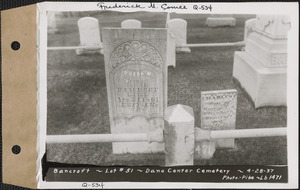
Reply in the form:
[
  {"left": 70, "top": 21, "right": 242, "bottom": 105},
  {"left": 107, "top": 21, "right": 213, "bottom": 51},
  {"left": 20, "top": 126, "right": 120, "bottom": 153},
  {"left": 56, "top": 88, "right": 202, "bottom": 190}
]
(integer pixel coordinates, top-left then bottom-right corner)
[
  {"left": 76, "top": 17, "right": 103, "bottom": 55},
  {"left": 164, "top": 104, "right": 194, "bottom": 166},
  {"left": 121, "top": 19, "right": 142, "bottom": 28},
  {"left": 47, "top": 11, "right": 58, "bottom": 34},
  {"left": 233, "top": 15, "right": 289, "bottom": 108},
  {"left": 167, "top": 19, "right": 191, "bottom": 53},
  {"left": 102, "top": 28, "right": 168, "bottom": 154},
  {"left": 206, "top": 14, "right": 236, "bottom": 27},
  {"left": 200, "top": 89, "right": 237, "bottom": 149}
]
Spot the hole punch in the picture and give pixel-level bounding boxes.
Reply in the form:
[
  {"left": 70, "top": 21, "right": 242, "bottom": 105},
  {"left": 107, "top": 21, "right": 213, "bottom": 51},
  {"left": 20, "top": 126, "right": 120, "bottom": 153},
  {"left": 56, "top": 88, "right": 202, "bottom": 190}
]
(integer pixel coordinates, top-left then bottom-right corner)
[
  {"left": 11, "top": 41, "right": 20, "bottom": 50},
  {"left": 12, "top": 145, "right": 21, "bottom": 154}
]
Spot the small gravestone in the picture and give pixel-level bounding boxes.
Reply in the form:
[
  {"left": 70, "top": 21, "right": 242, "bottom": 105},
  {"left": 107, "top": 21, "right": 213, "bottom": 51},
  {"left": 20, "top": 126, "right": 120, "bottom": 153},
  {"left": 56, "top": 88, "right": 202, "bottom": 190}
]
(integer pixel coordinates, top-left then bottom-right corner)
[
  {"left": 47, "top": 11, "right": 58, "bottom": 34},
  {"left": 167, "top": 19, "right": 191, "bottom": 53},
  {"left": 206, "top": 14, "right": 236, "bottom": 27},
  {"left": 76, "top": 17, "right": 103, "bottom": 55},
  {"left": 200, "top": 89, "right": 237, "bottom": 149},
  {"left": 102, "top": 28, "right": 168, "bottom": 154},
  {"left": 121, "top": 19, "right": 142, "bottom": 28}
]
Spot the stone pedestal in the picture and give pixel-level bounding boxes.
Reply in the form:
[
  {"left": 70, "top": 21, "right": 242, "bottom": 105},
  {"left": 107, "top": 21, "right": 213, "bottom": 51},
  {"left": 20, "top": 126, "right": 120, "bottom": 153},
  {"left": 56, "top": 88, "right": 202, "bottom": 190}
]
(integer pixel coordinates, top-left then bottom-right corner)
[
  {"left": 206, "top": 14, "right": 236, "bottom": 27},
  {"left": 233, "top": 15, "right": 290, "bottom": 108}
]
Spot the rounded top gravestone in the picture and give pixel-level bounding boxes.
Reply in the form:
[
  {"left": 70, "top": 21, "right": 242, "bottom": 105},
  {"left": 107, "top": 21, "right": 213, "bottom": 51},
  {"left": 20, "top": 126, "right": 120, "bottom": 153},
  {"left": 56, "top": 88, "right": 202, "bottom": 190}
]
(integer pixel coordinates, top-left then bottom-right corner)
[
  {"left": 121, "top": 19, "right": 142, "bottom": 28},
  {"left": 77, "top": 17, "right": 101, "bottom": 46}
]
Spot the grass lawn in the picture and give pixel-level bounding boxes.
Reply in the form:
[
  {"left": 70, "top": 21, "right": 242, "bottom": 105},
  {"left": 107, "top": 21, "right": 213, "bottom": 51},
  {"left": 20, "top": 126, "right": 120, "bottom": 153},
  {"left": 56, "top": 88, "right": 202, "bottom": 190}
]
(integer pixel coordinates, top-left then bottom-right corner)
[{"left": 46, "top": 12, "right": 287, "bottom": 166}]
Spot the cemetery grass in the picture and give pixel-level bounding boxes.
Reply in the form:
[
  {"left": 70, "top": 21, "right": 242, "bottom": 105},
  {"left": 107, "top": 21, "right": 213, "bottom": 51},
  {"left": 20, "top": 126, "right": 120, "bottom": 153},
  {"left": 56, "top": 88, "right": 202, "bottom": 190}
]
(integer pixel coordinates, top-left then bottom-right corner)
[{"left": 47, "top": 12, "right": 287, "bottom": 166}]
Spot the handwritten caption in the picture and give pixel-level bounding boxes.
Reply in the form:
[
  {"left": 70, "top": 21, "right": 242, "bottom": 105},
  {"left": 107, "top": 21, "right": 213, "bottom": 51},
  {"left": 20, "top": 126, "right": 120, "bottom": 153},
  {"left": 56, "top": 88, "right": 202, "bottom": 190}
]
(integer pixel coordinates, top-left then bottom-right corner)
[
  {"left": 51, "top": 166, "right": 285, "bottom": 183},
  {"left": 97, "top": 2, "right": 212, "bottom": 12}
]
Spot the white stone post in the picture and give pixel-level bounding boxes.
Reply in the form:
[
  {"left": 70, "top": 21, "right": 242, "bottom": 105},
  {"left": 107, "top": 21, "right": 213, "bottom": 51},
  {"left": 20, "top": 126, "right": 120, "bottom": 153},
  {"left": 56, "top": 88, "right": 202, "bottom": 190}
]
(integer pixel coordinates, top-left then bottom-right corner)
[
  {"left": 167, "top": 19, "right": 191, "bottom": 53},
  {"left": 164, "top": 104, "right": 194, "bottom": 166},
  {"left": 233, "top": 15, "right": 290, "bottom": 108},
  {"left": 121, "top": 19, "right": 142, "bottom": 28},
  {"left": 76, "top": 17, "right": 103, "bottom": 55}
]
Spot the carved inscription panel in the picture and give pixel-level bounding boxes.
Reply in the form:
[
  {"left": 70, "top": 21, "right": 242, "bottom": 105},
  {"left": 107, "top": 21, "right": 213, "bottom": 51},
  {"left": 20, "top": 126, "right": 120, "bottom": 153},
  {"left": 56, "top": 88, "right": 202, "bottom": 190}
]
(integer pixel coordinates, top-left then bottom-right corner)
[{"left": 201, "top": 90, "right": 237, "bottom": 130}]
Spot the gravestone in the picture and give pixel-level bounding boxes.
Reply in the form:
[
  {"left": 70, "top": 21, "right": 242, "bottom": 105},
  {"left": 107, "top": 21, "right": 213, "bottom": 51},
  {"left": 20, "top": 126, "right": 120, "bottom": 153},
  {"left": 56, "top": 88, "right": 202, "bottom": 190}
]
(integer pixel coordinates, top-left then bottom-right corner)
[
  {"left": 206, "top": 14, "right": 236, "bottom": 27},
  {"left": 233, "top": 15, "right": 289, "bottom": 108},
  {"left": 167, "top": 19, "right": 191, "bottom": 53},
  {"left": 102, "top": 28, "right": 168, "bottom": 154},
  {"left": 121, "top": 19, "right": 142, "bottom": 28},
  {"left": 47, "top": 11, "right": 58, "bottom": 34},
  {"left": 76, "top": 17, "right": 103, "bottom": 55},
  {"left": 200, "top": 89, "right": 237, "bottom": 149},
  {"left": 167, "top": 32, "right": 176, "bottom": 67}
]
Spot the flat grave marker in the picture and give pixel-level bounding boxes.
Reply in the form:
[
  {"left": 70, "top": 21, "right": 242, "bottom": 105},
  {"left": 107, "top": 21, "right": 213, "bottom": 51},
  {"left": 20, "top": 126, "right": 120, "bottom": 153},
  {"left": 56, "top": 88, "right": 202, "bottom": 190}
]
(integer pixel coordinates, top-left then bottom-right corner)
[{"left": 102, "top": 28, "right": 168, "bottom": 154}]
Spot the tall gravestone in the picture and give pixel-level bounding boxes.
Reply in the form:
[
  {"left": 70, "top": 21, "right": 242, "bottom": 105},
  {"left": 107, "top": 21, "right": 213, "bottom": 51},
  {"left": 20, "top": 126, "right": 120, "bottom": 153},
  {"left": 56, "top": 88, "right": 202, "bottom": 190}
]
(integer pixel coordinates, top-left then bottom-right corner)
[
  {"left": 102, "top": 28, "right": 168, "bottom": 154},
  {"left": 199, "top": 89, "right": 237, "bottom": 149},
  {"left": 167, "top": 19, "right": 191, "bottom": 53},
  {"left": 47, "top": 11, "right": 58, "bottom": 34},
  {"left": 121, "top": 19, "right": 142, "bottom": 28},
  {"left": 233, "top": 15, "right": 290, "bottom": 108},
  {"left": 244, "top": 18, "right": 256, "bottom": 41},
  {"left": 76, "top": 17, "right": 103, "bottom": 55},
  {"left": 206, "top": 14, "right": 236, "bottom": 27}
]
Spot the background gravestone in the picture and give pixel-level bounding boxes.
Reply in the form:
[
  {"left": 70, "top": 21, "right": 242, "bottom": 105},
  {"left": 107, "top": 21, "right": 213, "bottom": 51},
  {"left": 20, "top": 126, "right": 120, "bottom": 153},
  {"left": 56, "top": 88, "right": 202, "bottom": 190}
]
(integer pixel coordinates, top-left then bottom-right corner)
[
  {"left": 76, "top": 17, "right": 103, "bottom": 55},
  {"left": 121, "top": 19, "right": 142, "bottom": 28},
  {"left": 206, "top": 14, "right": 236, "bottom": 27},
  {"left": 167, "top": 19, "right": 191, "bottom": 53},
  {"left": 102, "top": 28, "right": 168, "bottom": 154},
  {"left": 200, "top": 89, "right": 237, "bottom": 149}
]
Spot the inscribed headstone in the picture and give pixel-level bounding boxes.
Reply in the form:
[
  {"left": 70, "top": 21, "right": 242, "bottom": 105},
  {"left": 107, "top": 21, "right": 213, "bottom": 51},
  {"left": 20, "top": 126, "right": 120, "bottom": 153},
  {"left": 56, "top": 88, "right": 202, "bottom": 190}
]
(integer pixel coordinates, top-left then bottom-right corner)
[
  {"left": 76, "top": 17, "right": 102, "bottom": 55},
  {"left": 121, "top": 19, "right": 142, "bottom": 28},
  {"left": 167, "top": 19, "right": 191, "bottom": 53},
  {"left": 102, "top": 28, "right": 168, "bottom": 154},
  {"left": 200, "top": 89, "right": 237, "bottom": 149}
]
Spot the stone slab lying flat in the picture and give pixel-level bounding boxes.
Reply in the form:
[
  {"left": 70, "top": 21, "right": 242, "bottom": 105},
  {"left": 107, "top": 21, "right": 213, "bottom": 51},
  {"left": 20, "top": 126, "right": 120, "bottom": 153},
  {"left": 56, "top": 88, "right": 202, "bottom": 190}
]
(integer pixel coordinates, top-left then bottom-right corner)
[{"left": 206, "top": 17, "right": 236, "bottom": 27}]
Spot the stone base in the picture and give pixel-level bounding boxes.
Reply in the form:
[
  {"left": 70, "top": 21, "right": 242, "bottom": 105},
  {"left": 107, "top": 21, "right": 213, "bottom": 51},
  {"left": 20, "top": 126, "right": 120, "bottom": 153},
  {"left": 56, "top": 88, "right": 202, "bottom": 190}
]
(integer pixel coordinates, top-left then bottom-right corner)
[
  {"left": 76, "top": 48, "right": 103, "bottom": 55},
  {"left": 233, "top": 52, "right": 287, "bottom": 108},
  {"left": 176, "top": 47, "right": 191, "bottom": 53},
  {"left": 206, "top": 17, "right": 236, "bottom": 27}
]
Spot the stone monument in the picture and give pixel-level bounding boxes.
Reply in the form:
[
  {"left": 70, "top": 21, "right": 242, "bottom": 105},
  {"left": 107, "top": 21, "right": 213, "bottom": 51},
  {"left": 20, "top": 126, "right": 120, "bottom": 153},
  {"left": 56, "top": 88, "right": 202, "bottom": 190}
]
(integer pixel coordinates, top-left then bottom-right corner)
[
  {"left": 76, "top": 17, "right": 103, "bottom": 55},
  {"left": 121, "top": 19, "right": 142, "bottom": 28},
  {"left": 102, "top": 28, "right": 168, "bottom": 154},
  {"left": 206, "top": 14, "right": 236, "bottom": 27},
  {"left": 244, "top": 18, "right": 256, "bottom": 41},
  {"left": 167, "top": 19, "right": 191, "bottom": 53},
  {"left": 233, "top": 15, "right": 290, "bottom": 108},
  {"left": 200, "top": 89, "right": 237, "bottom": 149}
]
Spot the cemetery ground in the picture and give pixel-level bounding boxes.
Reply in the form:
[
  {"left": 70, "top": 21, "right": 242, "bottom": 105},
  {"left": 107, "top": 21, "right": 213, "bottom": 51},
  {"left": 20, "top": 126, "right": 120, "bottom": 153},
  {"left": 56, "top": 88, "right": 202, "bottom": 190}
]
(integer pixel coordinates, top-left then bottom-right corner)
[{"left": 47, "top": 12, "right": 287, "bottom": 166}]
